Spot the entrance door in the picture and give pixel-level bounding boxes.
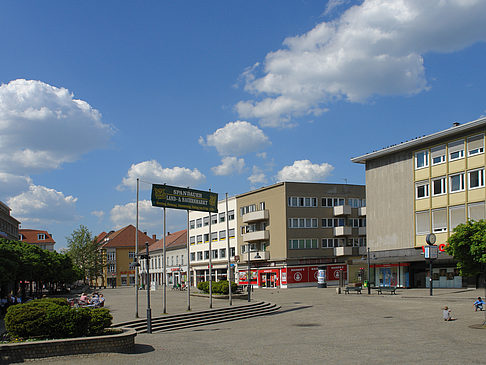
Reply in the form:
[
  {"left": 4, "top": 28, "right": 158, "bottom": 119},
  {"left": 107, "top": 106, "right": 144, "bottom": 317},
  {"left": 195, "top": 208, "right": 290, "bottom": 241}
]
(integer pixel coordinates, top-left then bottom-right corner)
[{"left": 261, "top": 273, "right": 276, "bottom": 288}]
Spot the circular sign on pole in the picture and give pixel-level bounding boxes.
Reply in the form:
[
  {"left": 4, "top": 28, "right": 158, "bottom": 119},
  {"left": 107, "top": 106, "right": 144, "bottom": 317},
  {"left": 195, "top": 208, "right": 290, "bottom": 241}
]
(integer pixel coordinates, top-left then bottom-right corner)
[{"left": 426, "top": 233, "right": 436, "bottom": 245}]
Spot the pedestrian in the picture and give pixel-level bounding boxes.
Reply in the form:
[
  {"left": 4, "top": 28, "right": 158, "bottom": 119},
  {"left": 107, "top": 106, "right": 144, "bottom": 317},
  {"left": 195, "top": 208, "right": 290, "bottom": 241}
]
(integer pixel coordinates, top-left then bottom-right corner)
[
  {"left": 473, "top": 297, "right": 484, "bottom": 311},
  {"left": 443, "top": 306, "right": 455, "bottom": 321}
]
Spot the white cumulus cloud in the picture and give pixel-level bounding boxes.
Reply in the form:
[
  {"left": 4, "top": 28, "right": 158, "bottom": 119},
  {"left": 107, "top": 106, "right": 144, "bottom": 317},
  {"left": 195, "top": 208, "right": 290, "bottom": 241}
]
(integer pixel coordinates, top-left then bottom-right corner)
[
  {"left": 0, "top": 173, "right": 32, "bottom": 198},
  {"left": 110, "top": 200, "right": 186, "bottom": 233},
  {"left": 236, "top": 0, "right": 486, "bottom": 126},
  {"left": 248, "top": 166, "right": 267, "bottom": 185},
  {"left": 118, "top": 160, "right": 206, "bottom": 190},
  {"left": 276, "top": 160, "right": 334, "bottom": 182},
  {"left": 0, "top": 79, "right": 114, "bottom": 174},
  {"left": 7, "top": 185, "right": 78, "bottom": 224},
  {"left": 212, "top": 157, "right": 245, "bottom": 176},
  {"left": 91, "top": 210, "right": 105, "bottom": 219},
  {"left": 199, "top": 121, "right": 270, "bottom": 156}
]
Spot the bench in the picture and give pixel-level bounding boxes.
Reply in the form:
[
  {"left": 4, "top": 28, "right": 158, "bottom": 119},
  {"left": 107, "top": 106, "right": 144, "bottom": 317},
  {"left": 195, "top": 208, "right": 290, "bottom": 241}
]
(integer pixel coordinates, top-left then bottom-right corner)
[
  {"left": 344, "top": 286, "right": 362, "bottom": 294},
  {"left": 373, "top": 286, "right": 397, "bottom": 295}
]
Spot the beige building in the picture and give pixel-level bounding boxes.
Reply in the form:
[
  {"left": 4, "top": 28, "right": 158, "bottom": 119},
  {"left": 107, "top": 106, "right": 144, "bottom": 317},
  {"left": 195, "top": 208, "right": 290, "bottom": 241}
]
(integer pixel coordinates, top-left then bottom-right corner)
[
  {"left": 352, "top": 117, "right": 486, "bottom": 288},
  {"left": 236, "top": 182, "right": 366, "bottom": 288},
  {"left": 0, "top": 201, "right": 20, "bottom": 241}
]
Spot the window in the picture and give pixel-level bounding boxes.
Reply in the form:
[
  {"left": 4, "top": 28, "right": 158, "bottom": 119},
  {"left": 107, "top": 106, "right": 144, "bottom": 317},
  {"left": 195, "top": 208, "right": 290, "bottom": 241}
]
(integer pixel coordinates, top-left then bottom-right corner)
[
  {"left": 204, "top": 251, "right": 209, "bottom": 260},
  {"left": 322, "top": 218, "right": 334, "bottom": 228},
  {"left": 431, "top": 145, "right": 446, "bottom": 165},
  {"left": 415, "top": 150, "right": 428, "bottom": 169},
  {"left": 211, "top": 214, "right": 217, "bottom": 224},
  {"left": 219, "top": 230, "right": 226, "bottom": 240},
  {"left": 176, "top": 256, "right": 179, "bottom": 265},
  {"left": 468, "top": 169, "right": 485, "bottom": 189},
  {"left": 204, "top": 233, "right": 209, "bottom": 242},
  {"left": 448, "top": 140, "right": 464, "bottom": 161},
  {"left": 359, "top": 237, "right": 366, "bottom": 247},
  {"left": 171, "top": 256, "right": 174, "bottom": 266},
  {"left": 415, "top": 210, "right": 430, "bottom": 235},
  {"left": 128, "top": 251, "right": 136, "bottom": 259},
  {"left": 190, "top": 220, "right": 195, "bottom": 229},
  {"left": 37, "top": 234, "right": 46, "bottom": 240},
  {"left": 211, "top": 249, "right": 218, "bottom": 259},
  {"left": 288, "top": 197, "right": 317, "bottom": 207},
  {"left": 203, "top": 216, "right": 209, "bottom": 226},
  {"left": 468, "top": 134, "right": 484, "bottom": 156},
  {"left": 450, "top": 173, "right": 465, "bottom": 193},
  {"left": 228, "top": 210, "right": 235, "bottom": 220},
  {"left": 416, "top": 181, "right": 429, "bottom": 199},
  {"left": 197, "top": 235, "right": 202, "bottom": 244},
  {"left": 197, "top": 252, "right": 203, "bottom": 261},
  {"left": 240, "top": 204, "right": 256, "bottom": 215},
  {"left": 432, "top": 209, "right": 447, "bottom": 233},
  {"left": 432, "top": 177, "right": 447, "bottom": 196},
  {"left": 228, "top": 228, "right": 235, "bottom": 238},
  {"left": 449, "top": 205, "right": 465, "bottom": 231},
  {"left": 219, "top": 248, "right": 226, "bottom": 258},
  {"left": 348, "top": 198, "right": 363, "bottom": 208},
  {"left": 181, "top": 255, "right": 184, "bottom": 266},
  {"left": 190, "top": 236, "right": 195, "bottom": 245},
  {"left": 322, "top": 197, "right": 345, "bottom": 207},
  {"left": 107, "top": 251, "right": 116, "bottom": 261},
  {"left": 289, "top": 218, "right": 318, "bottom": 228},
  {"left": 219, "top": 212, "right": 225, "bottom": 223},
  {"left": 191, "top": 252, "right": 196, "bottom": 261},
  {"left": 211, "top": 232, "right": 218, "bottom": 241},
  {"left": 289, "top": 239, "right": 318, "bottom": 249},
  {"left": 322, "top": 238, "right": 338, "bottom": 248},
  {"left": 468, "top": 202, "right": 486, "bottom": 221},
  {"left": 230, "top": 247, "right": 235, "bottom": 257},
  {"left": 196, "top": 218, "right": 202, "bottom": 228}
]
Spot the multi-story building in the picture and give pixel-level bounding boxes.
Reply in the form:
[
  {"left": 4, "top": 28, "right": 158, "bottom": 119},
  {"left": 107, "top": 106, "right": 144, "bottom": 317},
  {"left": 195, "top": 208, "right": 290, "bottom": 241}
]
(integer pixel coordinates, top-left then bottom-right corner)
[
  {"left": 188, "top": 197, "right": 237, "bottom": 286},
  {"left": 352, "top": 117, "right": 486, "bottom": 288},
  {"left": 0, "top": 201, "right": 20, "bottom": 240},
  {"left": 139, "top": 229, "right": 187, "bottom": 288},
  {"left": 236, "top": 182, "right": 366, "bottom": 288},
  {"left": 19, "top": 229, "right": 55, "bottom": 251},
  {"left": 100, "top": 225, "right": 157, "bottom": 287}
]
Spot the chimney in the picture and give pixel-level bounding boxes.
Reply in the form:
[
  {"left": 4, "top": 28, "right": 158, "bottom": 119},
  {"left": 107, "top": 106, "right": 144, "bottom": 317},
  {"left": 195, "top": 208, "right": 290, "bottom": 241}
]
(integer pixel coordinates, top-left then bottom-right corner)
[
  {"left": 143, "top": 231, "right": 147, "bottom": 235},
  {"left": 152, "top": 234, "right": 156, "bottom": 240},
  {"left": 453, "top": 122, "right": 460, "bottom": 127}
]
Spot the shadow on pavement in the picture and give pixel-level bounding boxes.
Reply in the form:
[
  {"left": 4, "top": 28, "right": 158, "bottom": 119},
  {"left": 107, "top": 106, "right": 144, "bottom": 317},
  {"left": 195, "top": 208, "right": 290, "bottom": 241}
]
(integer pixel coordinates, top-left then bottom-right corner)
[
  {"left": 132, "top": 343, "right": 156, "bottom": 354},
  {"left": 271, "top": 305, "right": 313, "bottom": 315}
]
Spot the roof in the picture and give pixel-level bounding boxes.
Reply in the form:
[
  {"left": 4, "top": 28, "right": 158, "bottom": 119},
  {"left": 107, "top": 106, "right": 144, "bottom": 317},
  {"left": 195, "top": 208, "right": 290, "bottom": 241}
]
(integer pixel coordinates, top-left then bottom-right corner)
[
  {"left": 19, "top": 229, "right": 55, "bottom": 244},
  {"left": 100, "top": 225, "right": 156, "bottom": 249},
  {"left": 351, "top": 116, "right": 486, "bottom": 164},
  {"left": 150, "top": 229, "right": 187, "bottom": 252}
]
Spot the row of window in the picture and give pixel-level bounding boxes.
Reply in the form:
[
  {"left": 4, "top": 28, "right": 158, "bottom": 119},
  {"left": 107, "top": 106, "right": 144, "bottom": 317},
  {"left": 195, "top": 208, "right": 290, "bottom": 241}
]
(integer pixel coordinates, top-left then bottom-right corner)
[
  {"left": 190, "top": 210, "right": 235, "bottom": 229},
  {"left": 190, "top": 247, "right": 236, "bottom": 261},
  {"left": 416, "top": 169, "right": 485, "bottom": 199},
  {"left": 288, "top": 197, "right": 366, "bottom": 208},
  {"left": 240, "top": 202, "right": 266, "bottom": 216},
  {"left": 289, "top": 237, "right": 367, "bottom": 249},
  {"left": 189, "top": 229, "right": 236, "bottom": 244},
  {"left": 289, "top": 217, "right": 366, "bottom": 228},
  {"left": 416, "top": 202, "right": 485, "bottom": 234},
  {"left": 415, "top": 134, "right": 484, "bottom": 169},
  {"left": 241, "top": 222, "right": 266, "bottom": 234},
  {"left": 140, "top": 254, "right": 185, "bottom": 270}
]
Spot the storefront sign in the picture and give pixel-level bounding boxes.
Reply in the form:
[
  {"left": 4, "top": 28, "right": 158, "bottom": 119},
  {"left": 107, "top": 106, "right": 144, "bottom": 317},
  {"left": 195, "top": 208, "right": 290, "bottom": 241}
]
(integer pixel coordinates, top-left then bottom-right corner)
[
  {"left": 327, "top": 265, "right": 347, "bottom": 281},
  {"left": 151, "top": 184, "right": 218, "bottom": 212}
]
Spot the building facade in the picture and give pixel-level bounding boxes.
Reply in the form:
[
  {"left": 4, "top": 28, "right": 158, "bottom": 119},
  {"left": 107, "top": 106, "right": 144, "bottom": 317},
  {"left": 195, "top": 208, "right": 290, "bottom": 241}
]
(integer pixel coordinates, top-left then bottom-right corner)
[
  {"left": 19, "top": 229, "right": 55, "bottom": 251},
  {"left": 352, "top": 117, "right": 486, "bottom": 288},
  {"left": 100, "top": 225, "right": 157, "bottom": 287},
  {"left": 0, "top": 201, "right": 20, "bottom": 240},
  {"left": 236, "top": 182, "right": 366, "bottom": 288},
  {"left": 139, "top": 229, "right": 187, "bottom": 288},
  {"left": 188, "top": 197, "right": 237, "bottom": 286}
]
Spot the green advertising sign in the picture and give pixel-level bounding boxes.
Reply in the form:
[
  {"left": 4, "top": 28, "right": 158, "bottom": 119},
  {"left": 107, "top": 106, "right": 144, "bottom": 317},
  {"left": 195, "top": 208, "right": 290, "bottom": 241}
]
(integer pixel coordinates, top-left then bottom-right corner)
[{"left": 151, "top": 184, "right": 218, "bottom": 212}]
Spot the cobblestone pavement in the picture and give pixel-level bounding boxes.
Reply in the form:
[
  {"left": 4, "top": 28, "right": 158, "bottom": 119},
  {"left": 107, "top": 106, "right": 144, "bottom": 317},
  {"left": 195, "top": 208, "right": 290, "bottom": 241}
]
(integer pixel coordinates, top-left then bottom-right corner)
[{"left": 20, "top": 287, "right": 486, "bottom": 364}]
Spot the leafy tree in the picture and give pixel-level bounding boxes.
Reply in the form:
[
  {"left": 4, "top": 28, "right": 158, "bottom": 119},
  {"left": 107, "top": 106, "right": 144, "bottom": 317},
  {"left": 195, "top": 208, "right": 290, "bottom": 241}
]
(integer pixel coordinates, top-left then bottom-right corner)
[{"left": 66, "top": 225, "right": 104, "bottom": 286}]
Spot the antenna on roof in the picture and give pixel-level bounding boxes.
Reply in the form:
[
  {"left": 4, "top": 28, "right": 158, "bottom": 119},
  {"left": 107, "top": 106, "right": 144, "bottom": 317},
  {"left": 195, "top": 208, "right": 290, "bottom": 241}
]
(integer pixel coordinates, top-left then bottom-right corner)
[
  {"left": 453, "top": 122, "right": 460, "bottom": 127},
  {"left": 342, "top": 178, "right": 348, "bottom": 184}
]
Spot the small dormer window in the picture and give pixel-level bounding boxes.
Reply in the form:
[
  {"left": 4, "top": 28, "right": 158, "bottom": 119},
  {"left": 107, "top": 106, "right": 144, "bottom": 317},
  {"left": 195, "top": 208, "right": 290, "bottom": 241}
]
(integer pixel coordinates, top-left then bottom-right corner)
[{"left": 38, "top": 234, "right": 46, "bottom": 240}]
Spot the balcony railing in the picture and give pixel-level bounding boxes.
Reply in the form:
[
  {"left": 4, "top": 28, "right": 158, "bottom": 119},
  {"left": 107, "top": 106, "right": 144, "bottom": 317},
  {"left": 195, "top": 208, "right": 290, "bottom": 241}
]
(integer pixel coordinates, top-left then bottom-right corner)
[
  {"left": 333, "top": 226, "right": 352, "bottom": 236},
  {"left": 242, "top": 230, "right": 270, "bottom": 242},
  {"left": 358, "top": 227, "right": 366, "bottom": 236},
  {"left": 240, "top": 250, "right": 270, "bottom": 262},
  {"left": 242, "top": 210, "right": 269, "bottom": 223},
  {"left": 334, "top": 247, "right": 353, "bottom": 256},
  {"left": 358, "top": 207, "right": 366, "bottom": 216},
  {"left": 333, "top": 205, "right": 351, "bottom": 216}
]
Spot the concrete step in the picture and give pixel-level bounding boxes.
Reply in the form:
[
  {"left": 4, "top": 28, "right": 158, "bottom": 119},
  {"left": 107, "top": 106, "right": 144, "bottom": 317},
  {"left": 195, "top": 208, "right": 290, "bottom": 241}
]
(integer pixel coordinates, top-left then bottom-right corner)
[{"left": 113, "top": 301, "right": 280, "bottom": 333}]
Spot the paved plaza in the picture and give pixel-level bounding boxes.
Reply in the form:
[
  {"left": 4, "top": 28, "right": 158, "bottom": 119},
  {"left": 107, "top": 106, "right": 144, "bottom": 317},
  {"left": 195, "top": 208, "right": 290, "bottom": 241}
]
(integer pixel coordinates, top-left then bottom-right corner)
[{"left": 21, "top": 286, "right": 486, "bottom": 364}]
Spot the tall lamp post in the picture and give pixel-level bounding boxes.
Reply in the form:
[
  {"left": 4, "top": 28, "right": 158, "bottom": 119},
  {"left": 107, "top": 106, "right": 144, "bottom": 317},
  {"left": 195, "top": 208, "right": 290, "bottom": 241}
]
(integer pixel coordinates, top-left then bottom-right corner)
[
  {"left": 367, "top": 247, "right": 371, "bottom": 295},
  {"left": 130, "top": 241, "right": 151, "bottom": 333},
  {"left": 247, "top": 244, "right": 261, "bottom": 302}
]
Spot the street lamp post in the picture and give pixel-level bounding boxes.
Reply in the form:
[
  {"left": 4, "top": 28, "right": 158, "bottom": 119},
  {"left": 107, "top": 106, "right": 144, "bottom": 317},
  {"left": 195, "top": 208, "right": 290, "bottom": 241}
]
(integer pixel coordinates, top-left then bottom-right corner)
[
  {"left": 142, "top": 242, "right": 152, "bottom": 333},
  {"left": 247, "top": 244, "right": 261, "bottom": 302},
  {"left": 367, "top": 247, "right": 371, "bottom": 295}
]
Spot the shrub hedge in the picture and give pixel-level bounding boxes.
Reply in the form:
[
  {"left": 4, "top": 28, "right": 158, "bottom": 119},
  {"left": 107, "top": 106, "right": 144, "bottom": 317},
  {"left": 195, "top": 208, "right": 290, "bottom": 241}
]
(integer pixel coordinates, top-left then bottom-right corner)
[
  {"left": 197, "top": 280, "right": 237, "bottom": 295},
  {"left": 4, "top": 298, "right": 112, "bottom": 340}
]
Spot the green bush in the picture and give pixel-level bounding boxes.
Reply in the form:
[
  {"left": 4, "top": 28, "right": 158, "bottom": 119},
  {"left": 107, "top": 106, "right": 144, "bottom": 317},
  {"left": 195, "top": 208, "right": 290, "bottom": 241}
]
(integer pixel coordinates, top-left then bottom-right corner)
[
  {"left": 196, "top": 280, "right": 237, "bottom": 294},
  {"left": 4, "top": 298, "right": 112, "bottom": 340}
]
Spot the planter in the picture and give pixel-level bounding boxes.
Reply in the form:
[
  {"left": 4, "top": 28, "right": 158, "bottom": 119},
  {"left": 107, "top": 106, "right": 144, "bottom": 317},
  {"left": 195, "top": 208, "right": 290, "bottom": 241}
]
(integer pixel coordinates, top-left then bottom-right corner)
[{"left": 0, "top": 328, "right": 136, "bottom": 363}]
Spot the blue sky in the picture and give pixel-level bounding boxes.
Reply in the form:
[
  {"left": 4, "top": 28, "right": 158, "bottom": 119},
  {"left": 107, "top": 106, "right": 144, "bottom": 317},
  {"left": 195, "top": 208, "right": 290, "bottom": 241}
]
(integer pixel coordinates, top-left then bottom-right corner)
[{"left": 1, "top": 0, "right": 486, "bottom": 250}]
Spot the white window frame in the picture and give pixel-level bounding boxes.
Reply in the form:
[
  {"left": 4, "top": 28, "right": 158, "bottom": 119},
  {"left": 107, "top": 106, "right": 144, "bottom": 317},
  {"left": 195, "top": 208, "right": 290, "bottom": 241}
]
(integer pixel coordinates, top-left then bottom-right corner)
[
  {"left": 432, "top": 176, "right": 447, "bottom": 196},
  {"left": 468, "top": 134, "right": 484, "bottom": 156},
  {"left": 450, "top": 173, "right": 465, "bottom": 193},
  {"left": 468, "top": 168, "right": 485, "bottom": 190},
  {"left": 448, "top": 140, "right": 465, "bottom": 161},
  {"left": 431, "top": 145, "right": 446, "bottom": 166},
  {"left": 415, "top": 150, "right": 429, "bottom": 169},
  {"left": 415, "top": 210, "right": 430, "bottom": 235},
  {"left": 432, "top": 209, "right": 447, "bottom": 233},
  {"left": 415, "top": 181, "right": 429, "bottom": 199}
]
